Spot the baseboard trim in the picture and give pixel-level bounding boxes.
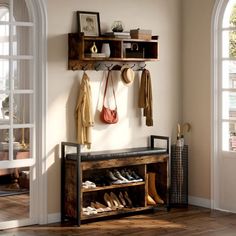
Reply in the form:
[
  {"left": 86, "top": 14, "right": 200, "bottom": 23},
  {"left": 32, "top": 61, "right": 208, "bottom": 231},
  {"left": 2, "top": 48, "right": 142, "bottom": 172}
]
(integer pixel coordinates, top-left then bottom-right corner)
[
  {"left": 188, "top": 196, "right": 211, "bottom": 208},
  {"left": 47, "top": 213, "right": 61, "bottom": 224}
]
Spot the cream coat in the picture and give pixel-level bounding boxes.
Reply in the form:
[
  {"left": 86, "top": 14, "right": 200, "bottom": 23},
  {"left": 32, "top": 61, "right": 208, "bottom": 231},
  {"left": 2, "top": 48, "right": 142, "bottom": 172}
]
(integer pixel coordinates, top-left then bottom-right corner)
[{"left": 75, "top": 72, "right": 94, "bottom": 149}]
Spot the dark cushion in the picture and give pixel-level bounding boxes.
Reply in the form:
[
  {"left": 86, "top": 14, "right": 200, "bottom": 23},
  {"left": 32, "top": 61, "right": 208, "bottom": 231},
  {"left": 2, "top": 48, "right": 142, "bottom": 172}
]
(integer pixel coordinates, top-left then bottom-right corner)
[{"left": 66, "top": 147, "right": 167, "bottom": 162}]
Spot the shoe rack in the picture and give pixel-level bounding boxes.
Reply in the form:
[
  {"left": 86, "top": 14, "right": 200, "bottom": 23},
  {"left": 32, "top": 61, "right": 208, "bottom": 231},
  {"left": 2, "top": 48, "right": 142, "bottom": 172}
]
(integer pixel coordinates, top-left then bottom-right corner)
[{"left": 61, "top": 135, "right": 170, "bottom": 226}]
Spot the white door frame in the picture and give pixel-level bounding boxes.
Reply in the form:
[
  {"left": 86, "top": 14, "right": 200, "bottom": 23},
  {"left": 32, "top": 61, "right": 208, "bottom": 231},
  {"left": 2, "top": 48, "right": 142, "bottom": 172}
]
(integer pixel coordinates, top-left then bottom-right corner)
[
  {"left": 211, "top": 0, "right": 235, "bottom": 212},
  {"left": 211, "top": 0, "right": 222, "bottom": 212},
  {"left": 33, "top": 0, "right": 48, "bottom": 225},
  {"left": 0, "top": 0, "right": 47, "bottom": 229}
]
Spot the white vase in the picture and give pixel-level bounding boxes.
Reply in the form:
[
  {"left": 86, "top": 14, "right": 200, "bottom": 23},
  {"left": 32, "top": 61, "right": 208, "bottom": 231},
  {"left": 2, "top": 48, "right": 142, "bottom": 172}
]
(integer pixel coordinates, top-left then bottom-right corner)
[{"left": 101, "top": 43, "right": 111, "bottom": 57}]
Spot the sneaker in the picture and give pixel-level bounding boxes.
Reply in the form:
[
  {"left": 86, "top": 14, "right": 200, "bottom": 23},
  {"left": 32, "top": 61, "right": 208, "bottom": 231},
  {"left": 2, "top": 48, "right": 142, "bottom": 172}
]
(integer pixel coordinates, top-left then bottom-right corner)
[
  {"left": 128, "top": 170, "right": 143, "bottom": 182},
  {"left": 113, "top": 169, "right": 129, "bottom": 183},
  {"left": 121, "top": 169, "right": 135, "bottom": 182},
  {"left": 107, "top": 170, "right": 119, "bottom": 181},
  {"left": 82, "top": 180, "right": 96, "bottom": 189}
]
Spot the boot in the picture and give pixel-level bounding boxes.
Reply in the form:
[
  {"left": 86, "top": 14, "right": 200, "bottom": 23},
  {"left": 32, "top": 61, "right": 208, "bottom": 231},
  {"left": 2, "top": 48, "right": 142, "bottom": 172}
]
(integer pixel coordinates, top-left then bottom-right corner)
[{"left": 148, "top": 172, "right": 164, "bottom": 204}]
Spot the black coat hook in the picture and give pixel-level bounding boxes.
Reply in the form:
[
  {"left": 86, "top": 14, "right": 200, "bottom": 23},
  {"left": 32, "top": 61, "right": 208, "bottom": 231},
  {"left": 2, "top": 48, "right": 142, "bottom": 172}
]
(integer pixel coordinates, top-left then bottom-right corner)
[
  {"left": 138, "top": 64, "right": 146, "bottom": 70},
  {"left": 105, "top": 63, "right": 114, "bottom": 71},
  {"left": 95, "top": 63, "right": 101, "bottom": 71},
  {"left": 81, "top": 64, "right": 88, "bottom": 71}
]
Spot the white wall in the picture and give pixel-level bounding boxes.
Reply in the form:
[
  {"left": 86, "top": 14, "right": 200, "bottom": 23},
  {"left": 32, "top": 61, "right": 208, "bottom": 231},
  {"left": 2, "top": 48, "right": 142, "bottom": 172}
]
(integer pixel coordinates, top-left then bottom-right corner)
[{"left": 47, "top": 0, "right": 182, "bottom": 213}]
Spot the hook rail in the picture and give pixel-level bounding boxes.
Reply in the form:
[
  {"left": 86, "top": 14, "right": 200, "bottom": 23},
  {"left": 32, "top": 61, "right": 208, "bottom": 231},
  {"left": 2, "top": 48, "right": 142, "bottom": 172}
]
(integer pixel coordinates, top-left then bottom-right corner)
[{"left": 93, "top": 63, "right": 146, "bottom": 71}]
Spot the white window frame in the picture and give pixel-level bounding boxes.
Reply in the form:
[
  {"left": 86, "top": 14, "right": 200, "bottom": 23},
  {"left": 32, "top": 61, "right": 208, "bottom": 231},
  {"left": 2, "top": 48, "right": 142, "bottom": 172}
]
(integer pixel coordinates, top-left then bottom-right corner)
[
  {"left": 0, "top": 0, "right": 35, "bottom": 168},
  {"left": 211, "top": 0, "right": 236, "bottom": 210},
  {"left": 0, "top": 0, "right": 47, "bottom": 229}
]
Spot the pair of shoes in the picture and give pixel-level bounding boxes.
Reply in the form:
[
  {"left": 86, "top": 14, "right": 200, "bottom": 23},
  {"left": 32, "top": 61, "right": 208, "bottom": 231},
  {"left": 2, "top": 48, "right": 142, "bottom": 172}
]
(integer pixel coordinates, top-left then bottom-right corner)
[
  {"left": 121, "top": 169, "right": 135, "bottom": 182},
  {"left": 118, "top": 192, "right": 127, "bottom": 207},
  {"left": 82, "top": 180, "right": 96, "bottom": 189},
  {"left": 116, "top": 168, "right": 143, "bottom": 183},
  {"left": 107, "top": 169, "right": 143, "bottom": 184},
  {"left": 104, "top": 192, "right": 124, "bottom": 210},
  {"left": 121, "top": 191, "right": 133, "bottom": 207},
  {"left": 127, "top": 169, "right": 143, "bottom": 182},
  {"left": 82, "top": 206, "right": 97, "bottom": 216},
  {"left": 93, "top": 175, "right": 110, "bottom": 187},
  {"left": 113, "top": 169, "right": 129, "bottom": 183},
  {"left": 106, "top": 170, "right": 124, "bottom": 184},
  {"left": 91, "top": 202, "right": 112, "bottom": 213},
  {"left": 147, "top": 172, "right": 164, "bottom": 205}
]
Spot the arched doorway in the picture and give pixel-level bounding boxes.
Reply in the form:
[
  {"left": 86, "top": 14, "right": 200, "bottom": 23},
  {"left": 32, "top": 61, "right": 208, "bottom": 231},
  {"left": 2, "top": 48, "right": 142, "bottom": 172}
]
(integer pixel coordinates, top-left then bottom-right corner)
[
  {"left": 0, "top": 0, "right": 47, "bottom": 229},
  {"left": 212, "top": 0, "right": 236, "bottom": 213}
]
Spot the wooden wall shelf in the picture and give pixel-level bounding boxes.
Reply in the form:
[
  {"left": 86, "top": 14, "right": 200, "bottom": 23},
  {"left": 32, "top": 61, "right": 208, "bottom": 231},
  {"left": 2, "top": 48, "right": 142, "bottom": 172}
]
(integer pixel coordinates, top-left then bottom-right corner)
[{"left": 68, "top": 33, "right": 159, "bottom": 70}]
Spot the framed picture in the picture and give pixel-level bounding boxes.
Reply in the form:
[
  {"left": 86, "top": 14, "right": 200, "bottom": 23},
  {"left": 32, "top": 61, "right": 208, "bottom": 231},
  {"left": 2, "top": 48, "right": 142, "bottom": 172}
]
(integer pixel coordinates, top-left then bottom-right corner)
[{"left": 77, "top": 11, "right": 101, "bottom": 36}]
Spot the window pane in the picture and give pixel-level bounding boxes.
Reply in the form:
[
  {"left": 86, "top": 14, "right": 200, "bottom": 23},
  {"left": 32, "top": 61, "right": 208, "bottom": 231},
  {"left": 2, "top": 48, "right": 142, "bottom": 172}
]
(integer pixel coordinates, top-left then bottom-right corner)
[
  {"left": 0, "top": 129, "right": 9, "bottom": 156},
  {"left": 0, "top": 93, "right": 10, "bottom": 123},
  {"left": 13, "top": 0, "right": 30, "bottom": 22},
  {"left": 13, "top": 128, "right": 31, "bottom": 160},
  {"left": 0, "top": 6, "right": 9, "bottom": 22},
  {"left": 13, "top": 94, "right": 33, "bottom": 124},
  {"left": 0, "top": 59, "right": 10, "bottom": 91},
  {"left": 222, "top": 61, "right": 236, "bottom": 88},
  {"left": 222, "top": 30, "right": 236, "bottom": 58},
  {"left": 223, "top": 91, "right": 236, "bottom": 120},
  {"left": 13, "top": 26, "right": 33, "bottom": 56},
  {"left": 13, "top": 60, "right": 33, "bottom": 90},
  {"left": 223, "top": 0, "right": 236, "bottom": 28},
  {"left": 223, "top": 122, "right": 236, "bottom": 151},
  {"left": 0, "top": 24, "right": 9, "bottom": 56}
]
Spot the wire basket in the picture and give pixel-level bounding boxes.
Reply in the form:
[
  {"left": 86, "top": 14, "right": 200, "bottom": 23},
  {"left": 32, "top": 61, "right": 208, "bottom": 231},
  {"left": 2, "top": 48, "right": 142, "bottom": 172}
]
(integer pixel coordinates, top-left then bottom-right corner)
[{"left": 170, "top": 145, "right": 188, "bottom": 207}]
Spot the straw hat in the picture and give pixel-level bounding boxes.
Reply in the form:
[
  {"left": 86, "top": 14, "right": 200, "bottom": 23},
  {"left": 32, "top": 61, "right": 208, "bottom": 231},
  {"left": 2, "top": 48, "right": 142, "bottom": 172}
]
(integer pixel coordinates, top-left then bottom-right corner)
[{"left": 120, "top": 65, "right": 135, "bottom": 86}]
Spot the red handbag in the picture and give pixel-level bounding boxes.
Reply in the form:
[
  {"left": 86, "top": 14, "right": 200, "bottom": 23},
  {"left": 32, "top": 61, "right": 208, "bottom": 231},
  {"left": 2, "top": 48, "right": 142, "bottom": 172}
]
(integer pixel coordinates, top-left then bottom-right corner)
[{"left": 100, "top": 71, "right": 118, "bottom": 124}]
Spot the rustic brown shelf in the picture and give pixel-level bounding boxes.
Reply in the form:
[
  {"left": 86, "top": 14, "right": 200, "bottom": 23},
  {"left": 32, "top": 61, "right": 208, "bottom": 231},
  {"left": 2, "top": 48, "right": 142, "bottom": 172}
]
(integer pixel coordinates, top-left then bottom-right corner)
[
  {"left": 82, "top": 181, "right": 145, "bottom": 193},
  {"left": 68, "top": 33, "right": 159, "bottom": 70},
  {"left": 61, "top": 135, "right": 170, "bottom": 226}
]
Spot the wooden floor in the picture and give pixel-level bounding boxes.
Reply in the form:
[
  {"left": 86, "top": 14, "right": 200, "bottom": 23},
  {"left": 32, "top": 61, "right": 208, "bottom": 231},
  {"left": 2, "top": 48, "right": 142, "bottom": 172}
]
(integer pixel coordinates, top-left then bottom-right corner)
[
  {"left": 0, "top": 193, "right": 29, "bottom": 222},
  {"left": 1, "top": 205, "right": 236, "bottom": 235}
]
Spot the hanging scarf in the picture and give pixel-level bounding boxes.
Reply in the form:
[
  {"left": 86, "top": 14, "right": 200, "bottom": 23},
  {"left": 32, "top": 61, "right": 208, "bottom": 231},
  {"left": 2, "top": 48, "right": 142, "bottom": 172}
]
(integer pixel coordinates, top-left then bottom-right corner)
[{"left": 138, "top": 69, "right": 153, "bottom": 126}]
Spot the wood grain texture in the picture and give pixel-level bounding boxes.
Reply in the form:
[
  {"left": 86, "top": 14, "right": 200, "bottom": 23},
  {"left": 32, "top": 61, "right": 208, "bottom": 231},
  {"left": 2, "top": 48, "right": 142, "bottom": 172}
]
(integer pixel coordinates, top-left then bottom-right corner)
[
  {"left": 63, "top": 154, "right": 169, "bottom": 224},
  {"left": 81, "top": 155, "right": 168, "bottom": 170},
  {"left": 1, "top": 206, "right": 236, "bottom": 235},
  {"left": 0, "top": 193, "right": 29, "bottom": 222}
]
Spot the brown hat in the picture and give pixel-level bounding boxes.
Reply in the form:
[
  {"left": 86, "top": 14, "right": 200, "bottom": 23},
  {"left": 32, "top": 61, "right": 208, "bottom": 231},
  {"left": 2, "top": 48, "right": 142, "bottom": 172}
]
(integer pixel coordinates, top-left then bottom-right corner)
[{"left": 120, "top": 65, "right": 135, "bottom": 86}]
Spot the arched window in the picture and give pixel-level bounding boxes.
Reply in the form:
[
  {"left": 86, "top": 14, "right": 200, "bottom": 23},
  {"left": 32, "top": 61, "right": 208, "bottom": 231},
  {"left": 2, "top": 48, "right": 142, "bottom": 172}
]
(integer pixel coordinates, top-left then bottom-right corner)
[
  {"left": 219, "top": 0, "right": 236, "bottom": 151},
  {"left": 212, "top": 0, "right": 236, "bottom": 212},
  {"left": 0, "top": 0, "right": 47, "bottom": 229},
  {"left": 0, "top": 0, "right": 34, "bottom": 166},
  {"left": 0, "top": 5, "right": 18, "bottom": 120}
]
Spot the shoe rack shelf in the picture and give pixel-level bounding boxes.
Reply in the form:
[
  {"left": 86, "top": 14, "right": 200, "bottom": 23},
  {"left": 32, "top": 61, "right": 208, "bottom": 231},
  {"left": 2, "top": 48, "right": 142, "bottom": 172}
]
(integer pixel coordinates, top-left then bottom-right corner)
[
  {"left": 82, "top": 181, "right": 145, "bottom": 193},
  {"left": 68, "top": 33, "right": 159, "bottom": 70},
  {"left": 81, "top": 206, "right": 154, "bottom": 221},
  {"left": 61, "top": 135, "right": 170, "bottom": 226}
]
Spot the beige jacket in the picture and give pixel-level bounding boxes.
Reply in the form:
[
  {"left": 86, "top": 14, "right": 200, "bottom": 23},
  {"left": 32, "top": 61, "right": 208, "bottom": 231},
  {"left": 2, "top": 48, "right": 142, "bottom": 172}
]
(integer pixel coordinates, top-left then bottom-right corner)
[
  {"left": 75, "top": 72, "right": 94, "bottom": 148},
  {"left": 138, "top": 69, "right": 153, "bottom": 126}
]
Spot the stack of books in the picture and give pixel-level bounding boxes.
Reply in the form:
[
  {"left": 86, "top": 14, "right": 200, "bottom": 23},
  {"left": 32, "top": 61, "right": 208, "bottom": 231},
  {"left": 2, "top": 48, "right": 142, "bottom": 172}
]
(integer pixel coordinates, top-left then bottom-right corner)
[
  {"left": 85, "top": 53, "right": 106, "bottom": 58},
  {"left": 103, "top": 31, "right": 131, "bottom": 39}
]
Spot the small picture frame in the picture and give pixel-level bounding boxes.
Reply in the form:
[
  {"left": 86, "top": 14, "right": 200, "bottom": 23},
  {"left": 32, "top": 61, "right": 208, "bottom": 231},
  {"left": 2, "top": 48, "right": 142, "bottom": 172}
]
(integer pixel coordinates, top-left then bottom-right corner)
[{"left": 77, "top": 11, "right": 101, "bottom": 36}]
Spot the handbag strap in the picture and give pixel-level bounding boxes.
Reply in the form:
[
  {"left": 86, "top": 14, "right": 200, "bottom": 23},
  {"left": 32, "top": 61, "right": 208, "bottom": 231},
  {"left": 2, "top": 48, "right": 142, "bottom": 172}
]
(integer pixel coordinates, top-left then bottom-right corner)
[{"left": 103, "top": 71, "right": 117, "bottom": 109}]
